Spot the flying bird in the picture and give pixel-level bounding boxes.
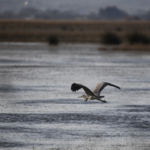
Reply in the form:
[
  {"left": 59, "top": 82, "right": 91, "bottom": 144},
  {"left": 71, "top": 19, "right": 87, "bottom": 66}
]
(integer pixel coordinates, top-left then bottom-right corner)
[{"left": 71, "top": 82, "right": 121, "bottom": 103}]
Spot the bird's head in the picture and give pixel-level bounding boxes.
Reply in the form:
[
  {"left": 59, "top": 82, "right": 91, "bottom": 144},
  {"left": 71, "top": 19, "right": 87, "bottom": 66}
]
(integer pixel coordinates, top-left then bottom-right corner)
[{"left": 78, "top": 95, "right": 87, "bottom": 98}]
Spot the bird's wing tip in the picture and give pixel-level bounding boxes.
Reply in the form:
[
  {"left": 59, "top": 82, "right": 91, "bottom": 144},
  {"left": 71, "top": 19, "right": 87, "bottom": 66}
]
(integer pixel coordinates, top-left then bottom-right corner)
[{"left": 71, "top": 83, "right": 81, "bottom": 92}]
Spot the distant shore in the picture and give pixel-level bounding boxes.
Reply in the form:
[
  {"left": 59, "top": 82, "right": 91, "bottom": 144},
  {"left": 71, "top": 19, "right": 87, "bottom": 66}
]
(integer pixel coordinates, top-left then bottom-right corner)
[{"left": 0, "top": 20, "right": 150, "bottom": 50}]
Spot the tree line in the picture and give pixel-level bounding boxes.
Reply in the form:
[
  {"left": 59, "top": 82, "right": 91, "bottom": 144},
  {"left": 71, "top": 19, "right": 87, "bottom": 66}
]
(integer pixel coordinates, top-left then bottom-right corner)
[{"left": 0, "top": 6, "right": 150, "bottom": 20}]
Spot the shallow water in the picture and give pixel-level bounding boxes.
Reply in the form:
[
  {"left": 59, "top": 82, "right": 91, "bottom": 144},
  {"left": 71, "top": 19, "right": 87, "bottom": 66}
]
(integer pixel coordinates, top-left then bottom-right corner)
[{"left": 0, "top": 42, "right": 150, "bottom": 150}]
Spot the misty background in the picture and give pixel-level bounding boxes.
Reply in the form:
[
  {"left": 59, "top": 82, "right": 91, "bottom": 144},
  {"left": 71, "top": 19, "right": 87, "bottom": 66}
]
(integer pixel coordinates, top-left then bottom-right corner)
[{"left": 1, "top": 0, "right": 150, "bottom": 20}]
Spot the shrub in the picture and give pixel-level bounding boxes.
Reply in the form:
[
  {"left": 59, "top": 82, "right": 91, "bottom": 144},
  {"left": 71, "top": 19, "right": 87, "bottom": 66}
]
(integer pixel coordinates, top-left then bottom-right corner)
[
  {"left": 48, "top": 35, "right": 59, "bottom": 45},
  {"left": 115, "top": 27, "right": 123, "bottom": 32},
  {"left": 61, "top": 26, "right": 67, "bottom": 30},
  {"left": 101, "top": 32, "right": 121, "bottom": 45},
  {"left": 127, "top": 32, "right": 150, "bottom": 45}
]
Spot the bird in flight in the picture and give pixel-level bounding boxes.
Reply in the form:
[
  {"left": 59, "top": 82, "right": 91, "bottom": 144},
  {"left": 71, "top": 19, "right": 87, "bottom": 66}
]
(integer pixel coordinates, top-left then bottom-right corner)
[{"left": 71, "top": 82, "right": 121, "bottom": 103}]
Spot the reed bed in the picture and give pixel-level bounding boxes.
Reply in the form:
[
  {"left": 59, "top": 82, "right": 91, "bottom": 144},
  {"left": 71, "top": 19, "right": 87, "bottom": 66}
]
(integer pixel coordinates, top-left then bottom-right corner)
[{"left": 1, "top": 20, "right": 150, "bottom": 46}]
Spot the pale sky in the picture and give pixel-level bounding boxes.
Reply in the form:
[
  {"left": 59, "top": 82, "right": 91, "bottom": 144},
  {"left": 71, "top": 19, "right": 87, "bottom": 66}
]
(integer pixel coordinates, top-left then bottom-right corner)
[{"left": 0, "top": 0, "right": 150, "bottom": 14}]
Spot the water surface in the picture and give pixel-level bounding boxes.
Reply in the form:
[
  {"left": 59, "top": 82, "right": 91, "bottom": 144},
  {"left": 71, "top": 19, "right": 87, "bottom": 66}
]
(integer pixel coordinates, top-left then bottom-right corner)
[{"left": 0, "top": 43, "right": 150, "bottom": 150}]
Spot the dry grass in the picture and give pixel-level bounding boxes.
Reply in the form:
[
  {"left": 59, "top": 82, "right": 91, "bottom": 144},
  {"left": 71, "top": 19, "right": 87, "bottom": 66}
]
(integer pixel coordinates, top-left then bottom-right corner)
[{"left": 1, "top": 20, "right": 150, "bottom": 46}]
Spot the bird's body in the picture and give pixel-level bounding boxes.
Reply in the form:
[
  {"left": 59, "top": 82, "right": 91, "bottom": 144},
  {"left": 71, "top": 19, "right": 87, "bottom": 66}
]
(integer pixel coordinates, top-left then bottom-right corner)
[
  {"left": 78, "top": 94, "right": 104, "bottom": 101},
  {"left": 71, "top": 82, "right": 121, "bottom": 102}
]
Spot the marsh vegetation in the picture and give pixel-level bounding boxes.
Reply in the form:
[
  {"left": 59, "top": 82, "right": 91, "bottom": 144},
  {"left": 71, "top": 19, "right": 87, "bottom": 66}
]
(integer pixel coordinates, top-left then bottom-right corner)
[
  {"left": 0, "top": 20, "right": 150, "bottom": 44},
  {"left": 1, "top": 20, "right": 150, "bottom": 50}
]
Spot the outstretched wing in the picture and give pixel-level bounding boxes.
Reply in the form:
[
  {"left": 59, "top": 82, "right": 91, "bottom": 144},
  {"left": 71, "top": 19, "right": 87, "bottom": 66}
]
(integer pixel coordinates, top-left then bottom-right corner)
[
  {"left": 93, "top": 82, "right": 121, "bottom": 96},
  {"left": 71, "top": 83, "right": 94, "bottom": 96}
]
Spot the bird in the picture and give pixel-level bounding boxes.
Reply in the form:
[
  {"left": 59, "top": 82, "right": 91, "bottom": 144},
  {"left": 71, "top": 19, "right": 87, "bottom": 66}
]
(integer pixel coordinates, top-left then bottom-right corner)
[{"left": 71, "top": 82, "right": 121, "bottom": 103}]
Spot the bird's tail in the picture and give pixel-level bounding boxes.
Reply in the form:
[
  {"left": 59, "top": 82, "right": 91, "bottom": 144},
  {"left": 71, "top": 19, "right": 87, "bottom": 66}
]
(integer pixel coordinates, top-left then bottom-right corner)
[{"left": 98, "top": 99, "right": 107, "bottom": 103}]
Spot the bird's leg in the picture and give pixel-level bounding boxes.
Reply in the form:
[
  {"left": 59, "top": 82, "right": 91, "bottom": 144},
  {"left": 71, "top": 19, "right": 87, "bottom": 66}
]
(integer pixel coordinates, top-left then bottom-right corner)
[
  {"left": 97, "top": 99, "right": 107, "bottom": 103},
  {"left": 84, "top": 98, "right": 88, "bottom": 101}
]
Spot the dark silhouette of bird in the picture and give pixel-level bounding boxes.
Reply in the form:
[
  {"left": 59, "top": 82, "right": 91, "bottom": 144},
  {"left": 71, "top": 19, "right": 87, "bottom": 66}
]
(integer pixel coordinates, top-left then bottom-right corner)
[{"left": 71, "top": 82, "right": 121, "bottom": 102}]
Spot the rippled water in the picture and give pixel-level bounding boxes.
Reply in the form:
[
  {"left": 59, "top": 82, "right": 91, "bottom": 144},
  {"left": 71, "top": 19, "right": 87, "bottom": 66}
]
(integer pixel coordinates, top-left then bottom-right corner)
[{"left": 0, "top": 42, "right": 150, "bottom": 150}]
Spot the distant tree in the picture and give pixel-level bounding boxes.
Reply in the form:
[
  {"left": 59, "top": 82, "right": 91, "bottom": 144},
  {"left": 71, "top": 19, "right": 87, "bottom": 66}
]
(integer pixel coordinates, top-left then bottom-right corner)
[
  {"left": 42, "top": 9, "right": 79, "bottom": 20},
  {"left": 142, "top": 11, "right": 150, "bottom": 20},
  {"left": 42, "top": 9, "right": 53, "bottom": 19},
  {"left": 0, "top": 5, "right": 131, "bottom": 20},
  {"left": 99, "top": 6, "right": 128, "bottom": 20},
  {"left": 87, "top": 12, "right": 99, "bottom": 20},
  {"left": 0, "top": 10, "right": 16, "bottom": 19},
  {"left": 18, "top": 7, "right": 41, "bottom": 19}
]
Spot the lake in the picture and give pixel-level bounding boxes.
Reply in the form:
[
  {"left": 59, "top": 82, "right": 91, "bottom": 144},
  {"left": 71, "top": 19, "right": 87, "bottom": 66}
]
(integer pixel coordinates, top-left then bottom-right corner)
[{"left": 0, "top": 42, "right": 150, "bottom": 150}]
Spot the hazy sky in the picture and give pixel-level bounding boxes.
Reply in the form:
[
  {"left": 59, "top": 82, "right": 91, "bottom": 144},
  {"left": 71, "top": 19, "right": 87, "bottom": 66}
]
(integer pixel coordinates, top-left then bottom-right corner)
[{"left": 0, "top": 0, "right": 150, "bottom": 14}]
